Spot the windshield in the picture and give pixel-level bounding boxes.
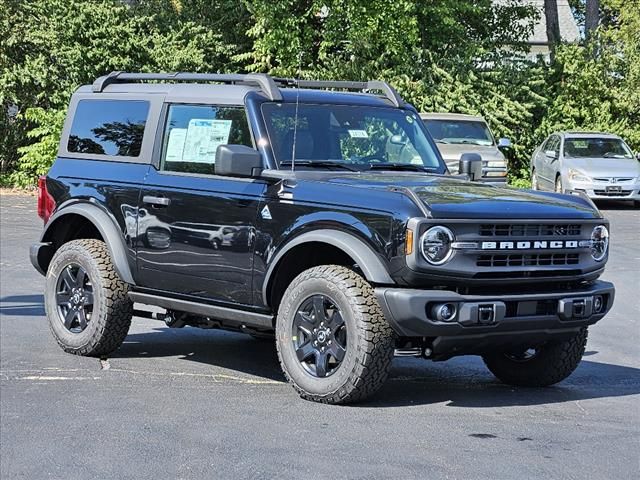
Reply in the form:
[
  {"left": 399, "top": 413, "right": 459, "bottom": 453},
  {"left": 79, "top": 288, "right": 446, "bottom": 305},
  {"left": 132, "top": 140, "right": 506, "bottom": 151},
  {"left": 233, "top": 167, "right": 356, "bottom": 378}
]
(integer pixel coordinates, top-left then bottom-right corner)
[
  {"left": 423, "top": 119, "right": 494, "bottom": 146},
  {"left": 563, "top": 137, "right": 633, "bottom": 159},
  {"left": 261, "top": 103, "right": 443, "bottom": 171}
]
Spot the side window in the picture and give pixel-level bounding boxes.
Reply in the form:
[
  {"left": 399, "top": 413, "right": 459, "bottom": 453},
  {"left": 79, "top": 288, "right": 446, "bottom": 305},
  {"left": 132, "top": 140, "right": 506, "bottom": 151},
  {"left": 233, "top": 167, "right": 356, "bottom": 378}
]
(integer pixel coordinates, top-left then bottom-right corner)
[
  {"left": 67, "top": 100, "right": 149, "bottom": 157},
  {"left": 160, "top": 104, "right": 252, "bottom": 175},
  {"left": 544, "top": 135, "right": 558, "bottom": 153}
]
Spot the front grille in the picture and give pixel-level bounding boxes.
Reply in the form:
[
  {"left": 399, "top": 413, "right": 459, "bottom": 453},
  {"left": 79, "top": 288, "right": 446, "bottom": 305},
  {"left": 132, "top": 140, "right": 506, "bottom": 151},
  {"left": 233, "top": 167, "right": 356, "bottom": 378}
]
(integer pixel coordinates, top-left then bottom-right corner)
[
  {"left": 479, "top": 224, "right": 581, "bottom": 237},
  {"left": 594, "top": 189, "right": 632, "bottom": 197},
  {"left": 476, "top": 253, "right": 580, "bottom": 268},
  {"left": 593, "top": 177, "right": 633, "bottom": 183}
]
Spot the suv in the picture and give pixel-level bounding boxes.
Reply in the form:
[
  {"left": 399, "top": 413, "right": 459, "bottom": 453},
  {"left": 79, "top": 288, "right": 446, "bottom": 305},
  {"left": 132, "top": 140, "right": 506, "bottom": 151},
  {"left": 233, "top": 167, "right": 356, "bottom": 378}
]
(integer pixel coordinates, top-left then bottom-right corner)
[
  {"left": 31, "top": 72, "right": 615, "bottom": 404},
  {"left": 420, "top": 112, "right": 511, "bottom": 184}
]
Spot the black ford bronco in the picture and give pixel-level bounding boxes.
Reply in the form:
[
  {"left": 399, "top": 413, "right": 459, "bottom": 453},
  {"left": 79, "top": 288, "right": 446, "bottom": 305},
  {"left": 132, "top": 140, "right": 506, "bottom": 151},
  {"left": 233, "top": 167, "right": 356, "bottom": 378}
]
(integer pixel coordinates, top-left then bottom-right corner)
[{"left": 31, "top": 72, "right": 615, "bottom": 404}]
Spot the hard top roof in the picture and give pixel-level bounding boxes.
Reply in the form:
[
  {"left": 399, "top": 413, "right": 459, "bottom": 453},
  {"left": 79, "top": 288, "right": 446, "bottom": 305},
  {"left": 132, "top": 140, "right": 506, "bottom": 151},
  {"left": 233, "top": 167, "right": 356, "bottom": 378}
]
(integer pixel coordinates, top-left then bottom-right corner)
[
  {"left": 83, "top": 71, "right": 405, "bottom": 108},
  {"left": 419, "top": 112, "right": 485, "bottom": 122}
]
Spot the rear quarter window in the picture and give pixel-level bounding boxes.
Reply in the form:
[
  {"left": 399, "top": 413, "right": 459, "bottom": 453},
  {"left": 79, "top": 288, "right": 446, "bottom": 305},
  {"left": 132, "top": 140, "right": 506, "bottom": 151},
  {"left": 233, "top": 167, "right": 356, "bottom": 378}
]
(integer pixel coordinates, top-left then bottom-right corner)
[{"left": 67, "top": 99, "right": 150, "bottom": 157}]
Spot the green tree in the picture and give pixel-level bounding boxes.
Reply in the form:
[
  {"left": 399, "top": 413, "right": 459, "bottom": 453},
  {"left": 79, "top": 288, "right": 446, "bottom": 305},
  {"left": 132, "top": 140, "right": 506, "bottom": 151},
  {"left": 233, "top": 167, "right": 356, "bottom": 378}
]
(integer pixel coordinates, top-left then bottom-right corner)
[{"left": 0, "top": 0, "right": 234, "bottom": 186}]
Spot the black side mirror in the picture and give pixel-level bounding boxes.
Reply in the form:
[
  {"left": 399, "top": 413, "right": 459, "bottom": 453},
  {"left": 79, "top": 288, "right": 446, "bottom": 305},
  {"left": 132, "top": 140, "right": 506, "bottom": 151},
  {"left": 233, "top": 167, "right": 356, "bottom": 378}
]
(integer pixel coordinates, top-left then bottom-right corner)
[
  {"left": 636, "top": 152, "right": 640, "bottom": 161},
  {"left": 459, "top": 153, "right": 483, "bottom": 181},
  {"left": 215, "top": 145, "right": 263, "bottom": 178}
]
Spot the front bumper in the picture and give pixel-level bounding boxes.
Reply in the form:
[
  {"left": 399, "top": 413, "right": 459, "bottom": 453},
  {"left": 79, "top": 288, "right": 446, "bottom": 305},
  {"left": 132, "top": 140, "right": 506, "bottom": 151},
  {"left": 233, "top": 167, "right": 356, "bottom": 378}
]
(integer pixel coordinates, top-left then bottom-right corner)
[
  {"left": 376, "top": 281, "right": 614, "bottom": 356},
  {"left": 565, "top": 178, "right": 640, "bottom": 200}
]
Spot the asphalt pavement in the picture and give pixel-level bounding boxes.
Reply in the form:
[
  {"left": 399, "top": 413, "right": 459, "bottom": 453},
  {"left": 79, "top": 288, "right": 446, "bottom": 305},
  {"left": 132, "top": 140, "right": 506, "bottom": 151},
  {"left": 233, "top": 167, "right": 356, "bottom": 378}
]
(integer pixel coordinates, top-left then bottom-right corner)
[{"left": 1, "top": 194, "right": 638, "bottom": 479}]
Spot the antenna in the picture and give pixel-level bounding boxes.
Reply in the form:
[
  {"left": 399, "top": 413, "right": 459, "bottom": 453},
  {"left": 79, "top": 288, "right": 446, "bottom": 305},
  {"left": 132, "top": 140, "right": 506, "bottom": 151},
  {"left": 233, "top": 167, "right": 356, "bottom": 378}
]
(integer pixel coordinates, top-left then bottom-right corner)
[{"left": 290, "top": 51, "right": 303, "bottom": 172}]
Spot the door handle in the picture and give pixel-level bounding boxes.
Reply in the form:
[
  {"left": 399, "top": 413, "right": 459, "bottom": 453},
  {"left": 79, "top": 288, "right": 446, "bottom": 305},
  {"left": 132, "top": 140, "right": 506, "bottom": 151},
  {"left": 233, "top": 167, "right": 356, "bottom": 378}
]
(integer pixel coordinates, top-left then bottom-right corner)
[{"left": 143, "top": 195, "right": 171, "bottom": 207}]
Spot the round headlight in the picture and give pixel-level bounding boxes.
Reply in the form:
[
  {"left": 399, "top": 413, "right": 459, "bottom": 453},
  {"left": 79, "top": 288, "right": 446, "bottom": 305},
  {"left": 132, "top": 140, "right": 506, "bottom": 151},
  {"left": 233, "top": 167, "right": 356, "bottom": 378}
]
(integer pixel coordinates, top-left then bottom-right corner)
[
  {"left": 590, "top": 225, "right": 609, "bottom": 261},
  {"left": 420, "top": 226, "right": 454, "bottom": 265}
]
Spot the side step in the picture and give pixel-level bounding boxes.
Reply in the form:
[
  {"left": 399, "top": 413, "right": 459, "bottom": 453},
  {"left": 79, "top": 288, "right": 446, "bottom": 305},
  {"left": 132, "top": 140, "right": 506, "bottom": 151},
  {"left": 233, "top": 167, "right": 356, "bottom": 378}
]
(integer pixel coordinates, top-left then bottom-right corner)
[{"left": 128, "top": 292, "right": 273, "bottom": 330}]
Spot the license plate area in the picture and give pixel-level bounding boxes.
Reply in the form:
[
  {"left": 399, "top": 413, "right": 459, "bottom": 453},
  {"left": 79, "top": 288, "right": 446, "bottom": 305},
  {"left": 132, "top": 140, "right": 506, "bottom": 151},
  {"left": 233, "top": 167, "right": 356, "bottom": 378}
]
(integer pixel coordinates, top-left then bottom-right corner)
[{"left": 606, "top": 186, "right": 622, "bottom": 192}]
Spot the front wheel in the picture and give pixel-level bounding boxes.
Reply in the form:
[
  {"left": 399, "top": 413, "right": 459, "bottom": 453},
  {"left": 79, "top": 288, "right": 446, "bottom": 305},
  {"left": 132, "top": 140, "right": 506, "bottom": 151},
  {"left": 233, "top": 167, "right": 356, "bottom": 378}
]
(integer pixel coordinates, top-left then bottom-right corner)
[
  {"left": 482, "top": 328, "right": 588, "bottom": 387},
  {"left": 276, "top": 265, "right": 395, "bottom": 404}
]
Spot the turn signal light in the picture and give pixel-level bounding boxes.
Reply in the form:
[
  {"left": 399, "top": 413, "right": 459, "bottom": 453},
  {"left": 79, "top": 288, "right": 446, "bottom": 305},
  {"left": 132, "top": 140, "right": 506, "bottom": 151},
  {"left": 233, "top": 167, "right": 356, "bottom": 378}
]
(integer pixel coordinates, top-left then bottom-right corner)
[{"left": 405, "top": 229, "right": 414, "bottom": 255}]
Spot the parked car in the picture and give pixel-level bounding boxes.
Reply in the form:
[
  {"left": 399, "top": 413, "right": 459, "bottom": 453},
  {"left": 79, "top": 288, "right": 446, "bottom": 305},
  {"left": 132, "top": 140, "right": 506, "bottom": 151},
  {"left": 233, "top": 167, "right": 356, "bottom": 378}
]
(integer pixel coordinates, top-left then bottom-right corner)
[
  {"left": 420, "top": 112, "right": 511, "bottom": 184},
  {"left": 31, "top": 72, "right": 614, "bottom": 404},
  {"left": 531, "top": 132, "right": 640, "bottom": 205}
]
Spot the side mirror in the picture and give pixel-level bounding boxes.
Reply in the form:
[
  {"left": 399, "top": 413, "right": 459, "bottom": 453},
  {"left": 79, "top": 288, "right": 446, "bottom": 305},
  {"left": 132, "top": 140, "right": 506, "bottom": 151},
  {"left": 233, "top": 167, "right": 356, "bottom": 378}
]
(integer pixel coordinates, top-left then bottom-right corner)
[
  {"left": 636, "top": 152, "right": 640, "bottom": 161},
  {"left": 389, "top": 134, "right": 405, "bottom": 145},
  {"left": 459, "top": 153, "right": 483, "bottom": 181},
  {"left": 497, "top": 138, "right": 511, "bottom": 149},
  {"left": 215, "top": 145, "right": 263, "bottom": 178},
  {"left": 545, "top": 150, "right": 558, "bottom": 160}
]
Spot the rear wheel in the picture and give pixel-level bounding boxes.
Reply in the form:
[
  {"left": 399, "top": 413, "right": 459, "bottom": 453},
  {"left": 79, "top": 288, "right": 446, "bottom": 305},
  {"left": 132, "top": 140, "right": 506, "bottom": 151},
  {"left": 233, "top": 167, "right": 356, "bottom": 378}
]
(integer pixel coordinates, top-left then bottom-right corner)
[
  {"left": 482, "top": 328, "right": 588, "bottom": 387},
  {"left": 45, "top": 239, "right": 133, "bottom": 356},
  {"left": 275, "top": 265, "right": 394, "bottom": 404}
]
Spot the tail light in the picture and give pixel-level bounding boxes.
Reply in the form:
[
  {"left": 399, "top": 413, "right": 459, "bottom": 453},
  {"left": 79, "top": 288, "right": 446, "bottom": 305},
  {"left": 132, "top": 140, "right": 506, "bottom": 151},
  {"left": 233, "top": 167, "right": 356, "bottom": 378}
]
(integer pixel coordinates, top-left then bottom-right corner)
[{"left": 37, "top": 176, "right": 56, "bottom": 223}]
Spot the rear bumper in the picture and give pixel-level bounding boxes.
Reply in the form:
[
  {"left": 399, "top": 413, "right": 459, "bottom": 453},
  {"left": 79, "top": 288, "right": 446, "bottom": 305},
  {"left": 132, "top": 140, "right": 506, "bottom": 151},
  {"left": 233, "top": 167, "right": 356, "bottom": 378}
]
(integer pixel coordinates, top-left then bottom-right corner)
[
  {"left": 30, "top": 242, "right": 53, "bottom": 276},
  {"left": 375, "top": 281, "right": 615, "bottom": 353}
]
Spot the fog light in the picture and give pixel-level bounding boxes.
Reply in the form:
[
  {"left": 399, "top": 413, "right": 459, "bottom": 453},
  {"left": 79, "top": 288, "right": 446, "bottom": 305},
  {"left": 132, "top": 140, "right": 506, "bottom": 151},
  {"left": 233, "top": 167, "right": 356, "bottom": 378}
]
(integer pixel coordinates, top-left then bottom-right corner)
[
  {"left": 433, "top": 303, "right": 457, "bottom": 322},
  {"left": 593, "top": 295, "right": 604, "bottom": 313}
]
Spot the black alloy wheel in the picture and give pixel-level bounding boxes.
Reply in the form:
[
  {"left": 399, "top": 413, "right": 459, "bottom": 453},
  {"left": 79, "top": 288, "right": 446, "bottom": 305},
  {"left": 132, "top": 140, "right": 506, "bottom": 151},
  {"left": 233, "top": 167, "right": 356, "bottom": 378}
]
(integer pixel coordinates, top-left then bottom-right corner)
[
  {"left": 55, "top": 264, "right": 94, "bottom": 333},
  {"left": 291, "top": 294, "right": 347, "bottom": 378}
]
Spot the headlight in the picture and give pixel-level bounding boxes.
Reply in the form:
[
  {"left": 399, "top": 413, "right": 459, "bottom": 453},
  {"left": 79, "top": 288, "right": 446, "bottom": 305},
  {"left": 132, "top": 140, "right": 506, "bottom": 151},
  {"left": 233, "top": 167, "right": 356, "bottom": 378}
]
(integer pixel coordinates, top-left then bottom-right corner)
[
  {"left": 420, "top": 226, "right": 454, "bottom": 265},
  {"left": 568, "top": 169, "right": 591, "bottom": 183},
  {"left": 590, "top": 225, "right": 609, "bottom": 261}
]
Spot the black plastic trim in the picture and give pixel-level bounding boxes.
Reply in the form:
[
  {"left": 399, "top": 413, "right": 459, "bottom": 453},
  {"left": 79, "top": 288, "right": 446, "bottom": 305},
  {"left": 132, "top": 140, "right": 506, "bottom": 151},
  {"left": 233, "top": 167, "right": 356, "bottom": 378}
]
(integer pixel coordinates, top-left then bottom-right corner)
[
  {"left": 40, "top": 202, "right": 135, "bottom": 285},
  {"left": 262, "top": 229, "right": 394, "bottom": 305}
]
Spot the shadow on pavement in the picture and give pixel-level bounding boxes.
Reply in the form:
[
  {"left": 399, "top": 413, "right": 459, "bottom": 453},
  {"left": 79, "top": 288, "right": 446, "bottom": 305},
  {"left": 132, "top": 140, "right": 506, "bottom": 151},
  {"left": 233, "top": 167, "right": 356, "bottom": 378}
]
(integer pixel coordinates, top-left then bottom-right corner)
[
  {"left": 0, "top": 294, "right": 45, "bottom": 316},
  {"left": 594, "top": 199, "right": 638, "bottom": 211},
  {"left": 115, "top": 327, "right": 640, "bottom": 407}
]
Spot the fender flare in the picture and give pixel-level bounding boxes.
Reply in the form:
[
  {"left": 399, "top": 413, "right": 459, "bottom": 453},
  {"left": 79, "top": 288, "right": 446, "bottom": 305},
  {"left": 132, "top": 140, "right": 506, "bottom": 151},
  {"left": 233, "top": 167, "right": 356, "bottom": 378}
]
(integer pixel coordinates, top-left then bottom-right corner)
[
  {"left": 262, "top": 229, "right": 394, "bottom": 305},
  {"left": 41, "top": 202, "right": 135, "bottom": 285}
]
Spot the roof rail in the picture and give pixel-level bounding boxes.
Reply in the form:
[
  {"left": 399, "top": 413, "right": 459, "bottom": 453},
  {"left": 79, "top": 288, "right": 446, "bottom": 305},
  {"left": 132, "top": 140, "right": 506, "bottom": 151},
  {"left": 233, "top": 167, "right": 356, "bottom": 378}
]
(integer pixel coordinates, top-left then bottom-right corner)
[
  {"left": 91, "top": 72, "right": 405, "bottom": 106},
  {"left": 91, "top": 71, "right": 283, "bottom": 101},
  {"left": 273, "top": 78, "right": 404, "bottom": 107}
]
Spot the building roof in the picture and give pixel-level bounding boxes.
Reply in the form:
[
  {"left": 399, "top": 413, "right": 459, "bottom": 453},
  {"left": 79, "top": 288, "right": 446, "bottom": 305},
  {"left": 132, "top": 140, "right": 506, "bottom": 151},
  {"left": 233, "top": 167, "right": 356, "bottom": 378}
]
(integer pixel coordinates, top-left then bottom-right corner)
[{"left": 495, "top": 0, "right": 580, "bottom": 45}]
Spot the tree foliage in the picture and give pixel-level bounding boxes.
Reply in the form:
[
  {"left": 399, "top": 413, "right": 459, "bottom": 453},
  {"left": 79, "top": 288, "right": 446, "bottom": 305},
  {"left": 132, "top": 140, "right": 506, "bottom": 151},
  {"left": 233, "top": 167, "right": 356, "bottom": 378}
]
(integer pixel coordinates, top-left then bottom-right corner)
[{"left": 0, "top": 0, "right": 638, "bottom": 188}]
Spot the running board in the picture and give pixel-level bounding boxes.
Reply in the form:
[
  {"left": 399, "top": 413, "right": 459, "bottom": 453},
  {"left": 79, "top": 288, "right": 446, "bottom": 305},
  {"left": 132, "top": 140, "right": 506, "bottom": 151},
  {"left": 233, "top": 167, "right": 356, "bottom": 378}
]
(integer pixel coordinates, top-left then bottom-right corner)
[{"left": 128, "top": 292, "right": 273, "bottom": 330}]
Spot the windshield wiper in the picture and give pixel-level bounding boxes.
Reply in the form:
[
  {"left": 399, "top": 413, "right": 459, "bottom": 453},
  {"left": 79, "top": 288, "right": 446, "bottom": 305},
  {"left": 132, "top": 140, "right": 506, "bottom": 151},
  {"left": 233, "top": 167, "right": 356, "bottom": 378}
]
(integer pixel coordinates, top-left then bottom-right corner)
[
  {"left": 280, "top": 160, "right": 359, "bottom": 172},
  {"left": 435, "top": 139, "right": 450, "bottom": 144},
  {"left": 366, "top": 163, "right": 436, "bottom": 172}
]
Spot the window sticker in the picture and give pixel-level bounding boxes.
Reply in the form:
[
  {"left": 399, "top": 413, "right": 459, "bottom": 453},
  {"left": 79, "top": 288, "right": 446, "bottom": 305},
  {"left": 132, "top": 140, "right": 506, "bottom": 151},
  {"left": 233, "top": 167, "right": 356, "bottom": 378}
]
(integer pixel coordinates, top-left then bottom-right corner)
[
  {"left": 182, "top": 119, "right": 233, "bottom": 164},
  {"left": 165, "top": 128, "right": 187, "bottom": 162},
  {"left": 348, "top": 129, "right": 369, "bottom": 138}
]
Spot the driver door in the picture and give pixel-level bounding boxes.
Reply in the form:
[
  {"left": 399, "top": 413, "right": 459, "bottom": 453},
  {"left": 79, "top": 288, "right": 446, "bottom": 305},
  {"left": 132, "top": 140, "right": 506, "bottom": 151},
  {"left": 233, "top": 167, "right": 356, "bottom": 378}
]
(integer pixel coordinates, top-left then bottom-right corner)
[{"left": 136, "top": 103, "right": 266, "bottom": 306}]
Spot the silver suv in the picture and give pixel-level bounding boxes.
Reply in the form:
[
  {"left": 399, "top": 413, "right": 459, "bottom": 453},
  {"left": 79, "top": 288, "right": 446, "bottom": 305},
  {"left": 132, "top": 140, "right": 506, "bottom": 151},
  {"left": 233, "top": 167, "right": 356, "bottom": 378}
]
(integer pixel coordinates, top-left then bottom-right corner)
[
  {"left": 530, "top": 132, "right": 640, "bottom": 204},
  {"left": 420, "top": 112, "right": 511, "bottom": 184}
]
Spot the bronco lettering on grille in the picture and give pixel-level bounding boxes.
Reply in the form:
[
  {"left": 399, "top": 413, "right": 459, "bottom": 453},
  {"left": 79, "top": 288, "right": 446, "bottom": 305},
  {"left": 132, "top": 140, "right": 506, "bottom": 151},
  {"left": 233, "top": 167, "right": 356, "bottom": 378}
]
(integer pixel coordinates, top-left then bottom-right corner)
[{"left": 481, "top": 240, "right": 580, "bottom": 250}]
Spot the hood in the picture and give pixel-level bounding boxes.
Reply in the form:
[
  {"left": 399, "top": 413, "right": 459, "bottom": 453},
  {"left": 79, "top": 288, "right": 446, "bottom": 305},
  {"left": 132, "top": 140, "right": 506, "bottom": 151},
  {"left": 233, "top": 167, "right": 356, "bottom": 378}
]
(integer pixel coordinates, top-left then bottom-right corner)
[
  {"left": 291, "top": 171, "right": 600, "bottom": 219},
  {"left": 564, "top": 157, "right": 640, "bottom": 178},
  {"left": 436, "top": 143, "right": 504, "bottom": 161}
]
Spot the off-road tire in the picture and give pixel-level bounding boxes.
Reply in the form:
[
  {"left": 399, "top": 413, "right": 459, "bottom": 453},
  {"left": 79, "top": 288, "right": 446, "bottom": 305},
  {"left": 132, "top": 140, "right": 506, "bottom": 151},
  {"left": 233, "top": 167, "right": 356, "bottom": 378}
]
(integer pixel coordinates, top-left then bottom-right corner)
[
  {"left": 45, "top": 239, "right": 133, "bottom": 356},
  {"left": 276, "top": 265, "right": 395, "bottom": 404},
  {"left": 482, "top": 328, "right": 588, "bottom": 387}
]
